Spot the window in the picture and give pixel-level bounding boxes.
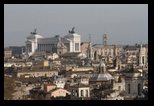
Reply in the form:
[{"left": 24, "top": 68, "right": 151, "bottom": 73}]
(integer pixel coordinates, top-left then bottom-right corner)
[
  {"left": 75, "top": 90, "right": 78, "bottom": 96},
  {"left": 27, "top": 44, "right": 32, "bottom": 52},
  {"left": 118, "top": 86, "right": 121, "bottom": 90},
  {"left": 142, "top": 56, "right": 144, "bottom": 64},
  {"left": 81, "top": 90, "right": 84, "bottom": 96},
  {"left": 138, "top": 83, "right": 141, "bottom": 95},
  {"left": 86, "top": 90, "right": 88, "bottom": 97},
  {"left": 75, "top": 43, "right": 79, "bottom": 51},
  {"left": 128, "top": 84, "right": 131, "bottom": 94},
  {"left": 72, "top": 90, "right": 75, "bottom": 96}
]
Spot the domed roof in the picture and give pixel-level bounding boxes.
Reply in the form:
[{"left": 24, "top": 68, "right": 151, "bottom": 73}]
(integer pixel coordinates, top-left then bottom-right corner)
[{"left": 90, "top": 72, "right": 114, "bottom": 81}]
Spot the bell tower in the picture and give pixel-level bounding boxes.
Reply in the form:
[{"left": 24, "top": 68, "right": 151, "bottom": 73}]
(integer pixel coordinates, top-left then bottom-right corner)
[
  {"left": 103, "top": 34, "right": 107, "bottom": 47},
  {"left": 139, "top": 42, "right": 146, "bottom": 67}
]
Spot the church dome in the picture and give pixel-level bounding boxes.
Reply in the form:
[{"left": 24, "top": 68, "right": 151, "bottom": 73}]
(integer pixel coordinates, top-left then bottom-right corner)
[{"left": 90, "top": 72, "right": 114, "bottom": 81}]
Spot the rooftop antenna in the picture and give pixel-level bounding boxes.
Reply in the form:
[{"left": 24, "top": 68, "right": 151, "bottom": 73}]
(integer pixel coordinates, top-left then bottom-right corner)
[
  {"left": 89, "top": 34, "right": 91, "bottom": 43},
  {"left": 104, "top": 22, "right": 106, "bottom": 35}
]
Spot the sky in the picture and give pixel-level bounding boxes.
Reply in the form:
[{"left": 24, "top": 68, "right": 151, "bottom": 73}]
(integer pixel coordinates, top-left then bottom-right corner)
[{"left": 4, "top": 4, "right": 148, "bottom": 47}]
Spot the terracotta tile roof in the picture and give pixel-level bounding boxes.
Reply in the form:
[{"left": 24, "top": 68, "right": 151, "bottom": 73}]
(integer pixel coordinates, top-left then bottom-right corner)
[
  {"left": 125, "top": 67, "right": 141, "bottom": 73},
  {"left": 17, "top": 66, "right": 59, "bottom": 72},
  {"left": 44, "top": 83, "right": 56, "bottom": 86},
  {"left": 59, "top": 52, "right": 81, "bottom": 57},
  {"left": 70, "top": 83, "right": 89, "bottom": 88},
  {"left": 54, "top": 58, "right": 61, "bottom": 61},
  {"left": 49, "top": 88, "right": 70, "bottom": 93}
]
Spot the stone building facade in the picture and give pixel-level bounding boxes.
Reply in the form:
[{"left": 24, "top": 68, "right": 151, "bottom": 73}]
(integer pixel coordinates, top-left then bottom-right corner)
[{"left": 25, "top": 28, "right": 81, "bottom": 56}]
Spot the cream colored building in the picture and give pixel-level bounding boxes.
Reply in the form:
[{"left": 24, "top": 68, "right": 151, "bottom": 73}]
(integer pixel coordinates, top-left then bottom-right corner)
[
  {"left": 113, "top": 75, "right": 125, "bottom": 91},
  {"left": 72, "top": 67, "right": 94, "bottom": 72},
  {"left": 45, "top": 53, "right": 59, "bottom": 60},
  {"left": 81, "top": 42, "right": 89, "bottom": 53},
  {"left": 4, "top": 48, "right": 12, "bottom": 58},
  {"left": 25, "top": 28, "right": 81, "bottom": 56},
  {"left": 50, "top": 88, "right": 71, "bottom": 98},
  {"left": 70, "top": 84, "right": 90, "bottom": 99},
  {"left": 53, "top": 78, "right": 66, "bottom": 88},
  {"left": 17, "top": 68, "right": 58, "bottom": 78},
  {"left": 139, "top": 44, "right": 147, "bottom": 67}
]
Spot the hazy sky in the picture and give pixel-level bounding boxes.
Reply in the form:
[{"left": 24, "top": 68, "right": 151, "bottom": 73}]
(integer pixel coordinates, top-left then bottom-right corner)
[{"left": 4, "top": 4, "right": 148, "bottom": 47}]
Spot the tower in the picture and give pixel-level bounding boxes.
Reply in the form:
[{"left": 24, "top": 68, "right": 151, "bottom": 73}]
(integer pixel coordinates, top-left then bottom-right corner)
[
  {"left": 87, "top": 34, "right": 93, "bottom": 60},
  {"left": 103, "top": 34, "right": 107, "bottom": 47},
  {"left": 125, "top": 67, "right": 144, "bottom": 98},
  {"left": 139, "top": 43, "right": 147, "bottom": 67}
]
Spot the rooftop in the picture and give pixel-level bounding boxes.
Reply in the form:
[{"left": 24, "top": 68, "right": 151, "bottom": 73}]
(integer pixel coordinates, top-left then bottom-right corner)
[
  {"left": 70, "top": 83, "right": 89, "bottom": 88},
  {"left": 17, "top": 67, "right": 59, "bottom": 72},
  {"left": 59, "top": 52, "right": 81, "bottom": 57},
  {"left": 90, "top": 72, "right": 114, "bottom": 81},
  {"left": 125, "top": 67, "right": 141, "bottom": 73}
]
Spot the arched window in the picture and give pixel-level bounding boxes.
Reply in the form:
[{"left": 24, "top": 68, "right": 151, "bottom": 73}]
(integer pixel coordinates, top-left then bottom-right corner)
[
  {"left": 138, "top": 83, "right": 141, "bottom": 95},
  {"left": 128, "top": 84, "right": 131, "bottom": 94},
  {"left": 118, "top": 76, "right": 122, "bottom": 83},
  {"left": 94, "top": 51, "right": 97, "bottom": 60},
  {"left": 72, "top": 90, "right": 75, "bottom": 96},
  {"left": 76, "top": 90, "right": 78, "bottom": 97},
  {"left": 118, "top": 65, "right": 120, "bottom": 70},
  {"left": 142, "top": 56, "right": 145, "bottom": 64},
  {"left": 86, "top": 90, "right": 88, "bottom": 97},
  {"left": 81, "top": 90, "right": 84, "bottom": 97}
]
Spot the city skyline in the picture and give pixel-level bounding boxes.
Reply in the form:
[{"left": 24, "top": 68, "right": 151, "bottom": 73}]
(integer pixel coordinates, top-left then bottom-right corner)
[{"left": 4, "top": 4, "right": 148, "bottom": 47}]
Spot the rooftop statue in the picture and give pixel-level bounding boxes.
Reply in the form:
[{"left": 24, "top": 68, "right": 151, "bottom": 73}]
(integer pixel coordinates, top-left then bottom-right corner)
[
  {"left": 30, "top": 28, "right": 37, "bottom": 34},
  {"left": 34, "top": 28, "right": 37, "bottom": 34},
  {"left": 68, "top": 27, "right": 75, "bottom": 33}
]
